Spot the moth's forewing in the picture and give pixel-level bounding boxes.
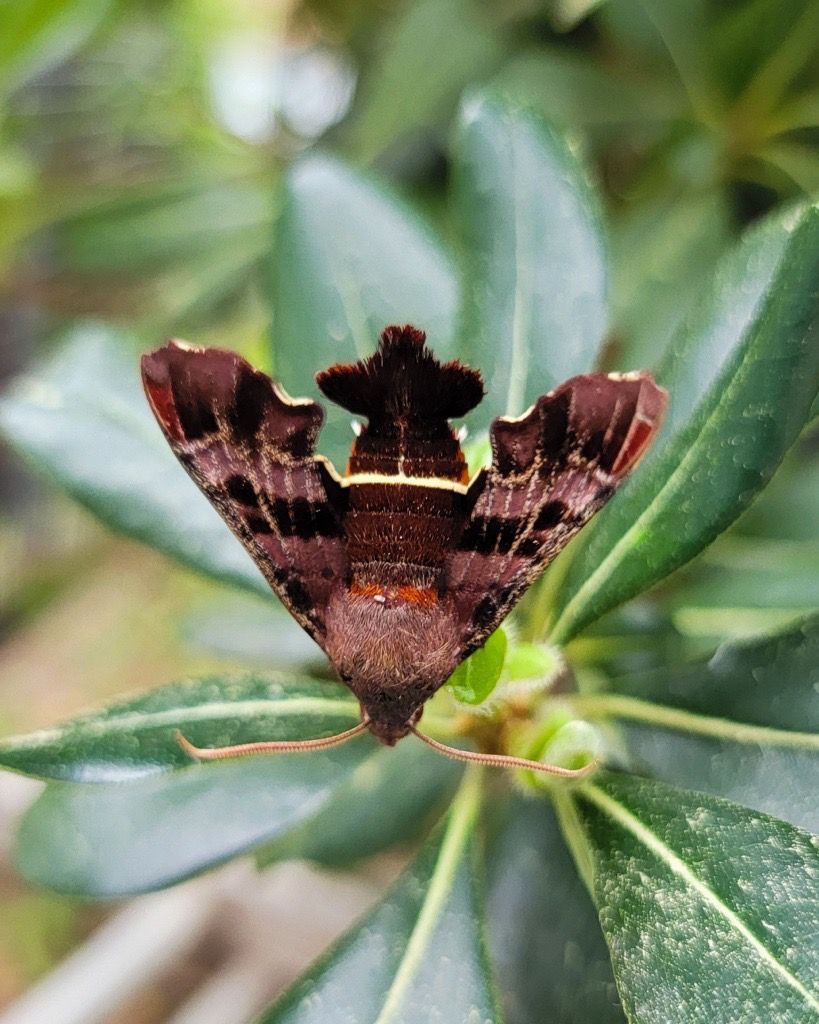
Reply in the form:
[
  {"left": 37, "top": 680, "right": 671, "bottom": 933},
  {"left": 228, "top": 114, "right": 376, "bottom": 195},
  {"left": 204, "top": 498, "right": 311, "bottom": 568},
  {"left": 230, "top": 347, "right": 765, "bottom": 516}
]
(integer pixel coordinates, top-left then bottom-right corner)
[
  {"left": 141, "top": 342, "right": 347, "bottom": 643},
  {"left": 448, "top": 372, "right": 667, "bottom": 652}
]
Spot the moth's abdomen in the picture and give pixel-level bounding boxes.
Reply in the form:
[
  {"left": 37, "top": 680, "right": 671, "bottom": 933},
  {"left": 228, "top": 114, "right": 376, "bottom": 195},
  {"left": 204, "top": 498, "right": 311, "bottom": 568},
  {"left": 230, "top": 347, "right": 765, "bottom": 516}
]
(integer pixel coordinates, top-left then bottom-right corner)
[{"left": 344, "top": 481, "right": 466, "bottom": 583}]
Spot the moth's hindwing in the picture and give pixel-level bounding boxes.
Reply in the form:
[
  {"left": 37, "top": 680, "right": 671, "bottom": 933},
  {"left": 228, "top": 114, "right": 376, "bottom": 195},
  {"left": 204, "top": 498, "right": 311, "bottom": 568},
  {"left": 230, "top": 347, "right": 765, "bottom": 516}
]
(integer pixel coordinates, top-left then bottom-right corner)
[
  {"left": 141, "top": 342, "right": 347, "bottom": 643},
  {"left": 448, "top": 372, "right": 668, "bottom": 652}
]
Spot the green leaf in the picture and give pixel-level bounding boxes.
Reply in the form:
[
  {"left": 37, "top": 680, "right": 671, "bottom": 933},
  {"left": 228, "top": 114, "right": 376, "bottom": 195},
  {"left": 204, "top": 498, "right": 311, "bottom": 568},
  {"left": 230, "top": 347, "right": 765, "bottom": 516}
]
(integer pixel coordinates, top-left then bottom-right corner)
[
  {"left": 485, "top": 795, "right": 625, "bottom": 1024},
  {"left": 52, "top": 178, "right": 272, "bottom": 276},
  {"left": 452, "top": 91, "right": 608, "bottom": 422},
  {"left": 0, "top": 325, "right": 268, "bottom": 596},
  {"left": 447, "top": 627, "right": 507, "bottom": 705},
  {"left": 577, "top": 616, "right": 819, "bottom": 831},
  {"left": 550, "top": 203, "right": 819, "bottom": 644},
  {"left": 180, "top": 593, "right": 325, "bottom": 671},
  {"left": 260, "top": 771, "right": 499, "bottom": 1024},
  {"left": 0, "top": 0, "right": 113, "bottom": 94},
  {"left": 622, "top": 0, "right": 718, "bottom": 125},
  {"left": 14, "top": 741, "right": 371, "bottom": 897},
  {"left": 0, "top": 674, "right": 359, "bottom": 782},
  {"left": 757, "top": 142, "right": 819, "bottom": 196},
  {"left": 608, "top": 716, "right": 818, "bottom": 833},
  {"left": 270, "top": 155, "right": 459, "bottom": 467},
  {"left": 3, "top": 675, "right": 460, "bottom": 895},
  {"left": 610, "top": 613, "right": 819, "bottom": 733},
  {"left": 579, "top": 696, "right": 819, "bottom": 833},
  {"left": 346, "top": 0, "right": 507, "bottom": 163},
  {"left": 738, "top": 441, "right": 819, "bottom": 543},
  {"left": 256, "top": 739, "right": 460, "bottom": 869},
  {"left": 709, "top": 0, "right": 816, "bottom": 101},
  {"left": 503, "top": 640, "right": 561, "bottom": 682},
  {"left": 669, "top": 539, "right": 819, "bottom": 641},
  {"left": 575, "top": 772, "right": 819, "bottom": 1024},
  {"left": 493, "top": 47, "right": 685, "bottom": 131},
  {"left": 548, "top": 0, "right": 609, "bottom": 31},
  {"left": 609, "top": 191, "right": 732, "bottom": 370}
]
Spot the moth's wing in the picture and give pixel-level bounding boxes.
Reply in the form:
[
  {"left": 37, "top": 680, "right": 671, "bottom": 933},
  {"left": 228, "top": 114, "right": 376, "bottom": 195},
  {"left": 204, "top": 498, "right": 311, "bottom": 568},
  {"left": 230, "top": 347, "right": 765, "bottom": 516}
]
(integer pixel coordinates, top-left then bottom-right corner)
[
  {"left": 141, "top": 341, "right": 347, "bottom": 644},
  {"left": 447, "top": 372, "right": 667, "bottom": 652}
]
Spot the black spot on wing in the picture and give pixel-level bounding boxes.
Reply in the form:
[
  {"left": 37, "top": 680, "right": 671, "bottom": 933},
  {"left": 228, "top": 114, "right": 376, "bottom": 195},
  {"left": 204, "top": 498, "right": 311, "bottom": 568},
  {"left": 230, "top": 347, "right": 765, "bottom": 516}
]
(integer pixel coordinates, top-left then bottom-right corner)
[
  {"left": 540, "top": 391, "right": 570, "bottom": 459},
  {"left": 458, "top": 519, "right": 484, "bottom": 552},
  {"left": 581, "top": 428, "right": 606, "bottom": 462},
  {"left": 247, "top": 513, "right": 273, "bottom": 535},
  {"left": 459, "top": 516, "right": 524, "bottom": 555},
  {"left": 263, "top": 497, "right": 342, "bottom": 540},
  {"left": 270, "top": 498, "right": 293, "bottom": 536},
  {"left": 482, "top": 518, "right": 503, "bottom": 553},
  {"left": 172, "top": 383, "right": 218, "bottom": 440},
  {"left": 313, "top": 503, "right": 341, "bottom": 538},
  {"left": 517, "top": 537, "right": 541, "bottom": 557},
  {"left": 534, "top": 500, "right": 567, "bottom": 530},
  {"left": 497, "top": 519, "right": 519, "bottom": 554},
  {"left": 290, "top": 497, "right": 314, "bottom": 539},
  {"left": 285, "top": 577, "right": 313, "bottom": 613},
  {"left": 226, "top": 474, "right": 258, "bottom": 506},
  {"left": 471, "top": 594, "right": 499, "bottom": 631},
  {"left": 229, "top": 366, "right": 269, "bottom": 440}
]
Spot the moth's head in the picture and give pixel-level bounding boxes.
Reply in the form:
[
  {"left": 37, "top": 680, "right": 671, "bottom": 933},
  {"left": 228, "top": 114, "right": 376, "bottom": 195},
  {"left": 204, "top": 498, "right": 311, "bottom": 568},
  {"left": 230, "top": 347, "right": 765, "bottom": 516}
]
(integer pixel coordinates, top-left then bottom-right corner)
[{"left": 323, "top": 585, "right": 461, "bottom": 744}]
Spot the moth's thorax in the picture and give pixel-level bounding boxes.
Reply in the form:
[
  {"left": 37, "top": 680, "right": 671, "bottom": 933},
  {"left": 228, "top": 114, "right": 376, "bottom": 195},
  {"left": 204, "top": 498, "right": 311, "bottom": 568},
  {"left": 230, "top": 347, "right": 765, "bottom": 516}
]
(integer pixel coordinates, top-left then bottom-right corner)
[{"left": 324, "top": 584, "right": 461, "bottom": 744}]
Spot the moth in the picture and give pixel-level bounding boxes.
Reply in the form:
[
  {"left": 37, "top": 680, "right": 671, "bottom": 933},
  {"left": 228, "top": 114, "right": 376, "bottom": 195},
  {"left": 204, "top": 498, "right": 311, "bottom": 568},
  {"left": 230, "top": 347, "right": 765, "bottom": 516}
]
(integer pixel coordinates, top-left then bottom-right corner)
[{"left": 142, "top": 325, "right": 667, "bottom": 776}]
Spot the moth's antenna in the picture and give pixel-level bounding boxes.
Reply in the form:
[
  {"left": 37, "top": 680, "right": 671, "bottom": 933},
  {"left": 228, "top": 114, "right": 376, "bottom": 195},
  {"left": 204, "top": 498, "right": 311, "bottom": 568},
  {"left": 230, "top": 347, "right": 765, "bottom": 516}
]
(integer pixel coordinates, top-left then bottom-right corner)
[
  {"left": 409, "top": 726, "right": 598, "bottom": 779},
  {"left": 176, "top": 720, "right": 369, "bottom": 761}
]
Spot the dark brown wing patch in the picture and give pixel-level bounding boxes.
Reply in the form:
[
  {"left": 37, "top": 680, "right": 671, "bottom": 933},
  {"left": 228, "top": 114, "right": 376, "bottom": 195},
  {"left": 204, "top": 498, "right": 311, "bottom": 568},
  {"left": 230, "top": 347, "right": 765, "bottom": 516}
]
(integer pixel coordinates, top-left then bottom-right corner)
[
  {"left": 448, "top": 371, "right": 667, "bottom": 652},
  {"left": 317, "top": 324, "right": 483, "bottom": 481},
  {"left": 142, "top": 341, "right": 347, "bottom": 642},
  {"left": 316, "top": 324, "right": 484, "bottom": 424}
]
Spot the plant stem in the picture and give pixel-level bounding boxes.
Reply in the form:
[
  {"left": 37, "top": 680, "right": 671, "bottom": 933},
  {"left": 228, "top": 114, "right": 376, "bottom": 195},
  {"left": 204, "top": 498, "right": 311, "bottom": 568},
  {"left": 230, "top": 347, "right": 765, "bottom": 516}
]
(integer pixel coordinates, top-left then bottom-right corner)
[
  {"left": 552, "top": 789, "right": 596, "bottom": 899},
  {"left": 571, "top": 693, "right": 819, "bottom": 750}
]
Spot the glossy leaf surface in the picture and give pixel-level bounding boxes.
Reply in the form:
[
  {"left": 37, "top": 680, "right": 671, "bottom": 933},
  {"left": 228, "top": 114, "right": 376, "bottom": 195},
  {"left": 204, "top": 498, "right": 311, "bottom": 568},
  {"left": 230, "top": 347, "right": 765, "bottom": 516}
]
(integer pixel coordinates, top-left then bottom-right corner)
[
  {"left": 486, "top": 795, "right": 625, "bottom": 1024},
  {"left": 611, "top": 613, "right": 819, "bottom": 731},
  {"left": 14, "top": 741, "right": 370, "bottom": 897},
  {"left": 551, "top": 203, "right": 819, "bottom": 643},
  {"left": 270, "top": 155, "right": 459, "bottom": 466},
  {"left": 609, "top": 191, "right": 731, "bottom": 370},
  {"left": 452, "top": 90, "right": 607, "bottom": 422},
  {"left": 669, "top": 539, "right": 819, "bottom": 641},
  {"left": 0, "top": 326, "right": 268, "bottom": 595},
  {"left": 256, "top": 739, "right": 460, "bottom": 869},
  {"left": 260, "top": 772, "right": 499, "bottom": 1024},
  {"left": 448, "top": 627, "right": 507, "bottom": 705},
  {"left": 180, "top": 593, "right": 326, "bottom": 671},
  {"left": 576, "top": 773, "right": 819, "bottom": 1024},
  {"left": 493, "top": 46, "right": 684, "bottom": 131},
  {"left": 347, "top": 0, "right": 506, "bottom": 162},
  {"left": 611, "top": 718, "right": 819, "bottom": 833},
  {"left": 0, "top": 674, "right": 359, "bottom": 782},
  {"left": 582, "top": 616, "right": 819, "bottom": 831}
]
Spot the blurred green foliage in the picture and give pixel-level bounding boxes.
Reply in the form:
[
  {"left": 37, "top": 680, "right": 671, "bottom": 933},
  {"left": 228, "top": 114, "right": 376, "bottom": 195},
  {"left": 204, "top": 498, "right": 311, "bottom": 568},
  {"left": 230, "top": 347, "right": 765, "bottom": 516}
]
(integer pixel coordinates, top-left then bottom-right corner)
[{"left": 0, "top": 0, "right": 817, "bottom": 1020}]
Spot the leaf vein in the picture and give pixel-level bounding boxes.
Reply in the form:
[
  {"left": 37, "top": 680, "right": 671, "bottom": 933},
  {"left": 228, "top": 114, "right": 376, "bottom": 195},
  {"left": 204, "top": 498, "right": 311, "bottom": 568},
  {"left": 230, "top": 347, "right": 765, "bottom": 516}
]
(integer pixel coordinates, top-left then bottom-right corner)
[{"left": 582, "top": 782, "right": 819, "bottom": 1012}]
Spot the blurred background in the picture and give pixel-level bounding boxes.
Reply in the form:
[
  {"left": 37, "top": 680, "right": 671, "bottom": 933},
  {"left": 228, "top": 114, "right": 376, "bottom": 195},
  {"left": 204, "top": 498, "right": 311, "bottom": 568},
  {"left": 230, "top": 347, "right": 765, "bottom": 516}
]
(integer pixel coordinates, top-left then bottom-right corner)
[{"left": 0, "top": 0, "right": 817, "bottom": 1019}]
